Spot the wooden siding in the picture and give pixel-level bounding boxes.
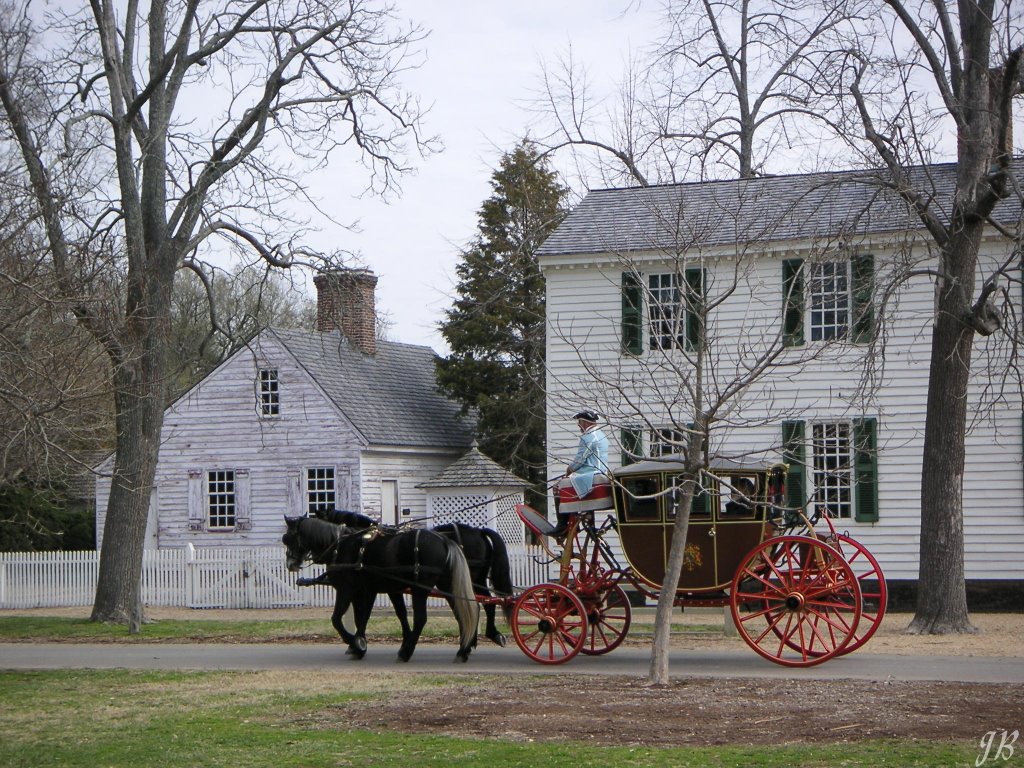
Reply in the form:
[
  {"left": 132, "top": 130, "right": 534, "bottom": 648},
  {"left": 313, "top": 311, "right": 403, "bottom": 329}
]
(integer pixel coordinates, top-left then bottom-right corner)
[
  {"left": 96, "top": 335, "right": 367, "bottom": 549},
  {"left": 360, "top": 449, "right": 460, "bottom": 525},
  {"left": 542, "top": 238, "right": 1024, "bottom": 582}
]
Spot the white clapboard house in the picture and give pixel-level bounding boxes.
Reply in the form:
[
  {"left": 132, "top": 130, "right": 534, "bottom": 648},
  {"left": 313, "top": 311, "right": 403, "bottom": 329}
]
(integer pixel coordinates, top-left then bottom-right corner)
[
  {"left": 537, "top": 162, "right": 1024, "bottom": 595},
  {"left": 94, "top": 269, "right": 477, "bottom": 550}
]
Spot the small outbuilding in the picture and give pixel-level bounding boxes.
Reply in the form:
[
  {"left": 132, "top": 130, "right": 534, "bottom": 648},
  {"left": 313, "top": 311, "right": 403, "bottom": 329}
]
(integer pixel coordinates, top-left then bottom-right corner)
[{"left": 418, "top": 442, "right": 531, "bottom": 545}]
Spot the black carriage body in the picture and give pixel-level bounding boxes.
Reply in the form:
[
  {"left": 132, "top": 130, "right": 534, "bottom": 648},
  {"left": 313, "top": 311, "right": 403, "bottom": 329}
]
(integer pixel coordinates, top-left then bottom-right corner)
[{"left": 611, "top": 457, "right": 784, "bottom": 595}]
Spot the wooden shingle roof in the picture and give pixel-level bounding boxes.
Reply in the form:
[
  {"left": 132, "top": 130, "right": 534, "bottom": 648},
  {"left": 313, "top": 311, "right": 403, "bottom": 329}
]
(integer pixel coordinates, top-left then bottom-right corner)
[
  {"left": 270, "top": 328, "right": 474, "bottom": 450},
  {"left": 418, "top": 442, "right": 529, "bottom": 489},
  {"left": 537, "top": 162, "right": 1022, "bottom": 256}
]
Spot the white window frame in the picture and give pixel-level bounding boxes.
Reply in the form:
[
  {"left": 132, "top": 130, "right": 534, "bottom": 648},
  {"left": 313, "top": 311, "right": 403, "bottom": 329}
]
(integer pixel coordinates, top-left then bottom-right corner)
[
  {"left": 306, "top": 466, "right": 336, "bottom": 514},
  {"left": 207, "top": 469, "right": 237, "bottom": 530},
  {"left": 811, "top": 422, "right": 853, "bottom": 519},
  {"left": 648, "top": 273, "right": 686, "bottom": 350},
  {"left": 258, "top": 368, "right": 280, "bottom": 417},
  {"left": 809, "top": 261, "right": 850, "bottom": 342},
  {"left": 649, "top": 427, "right": 686, "bottom": 457}
]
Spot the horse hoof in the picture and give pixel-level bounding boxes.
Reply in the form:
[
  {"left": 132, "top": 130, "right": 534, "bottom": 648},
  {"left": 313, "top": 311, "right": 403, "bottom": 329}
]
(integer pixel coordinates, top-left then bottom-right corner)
[
  {"left": 488, "top": 633, "right": 507, "bottom": 648},
  {"left": 396, "top": 653, "right": 411, "bottom": 663}
]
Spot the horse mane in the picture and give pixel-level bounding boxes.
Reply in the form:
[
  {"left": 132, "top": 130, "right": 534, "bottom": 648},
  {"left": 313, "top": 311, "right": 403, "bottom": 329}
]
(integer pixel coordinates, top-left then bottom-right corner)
[{"left": 299, "top": 516, "right": 352, "bottom": 551}]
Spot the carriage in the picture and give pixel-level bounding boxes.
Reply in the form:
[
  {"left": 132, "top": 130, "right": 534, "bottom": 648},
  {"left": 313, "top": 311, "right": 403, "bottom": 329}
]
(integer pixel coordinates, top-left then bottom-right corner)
[
  {"left": 509, "top": 456, "right": 887, "bottom": 667},
  {"left": 283, "top": 455, "right": 886, "bottom": 668}
]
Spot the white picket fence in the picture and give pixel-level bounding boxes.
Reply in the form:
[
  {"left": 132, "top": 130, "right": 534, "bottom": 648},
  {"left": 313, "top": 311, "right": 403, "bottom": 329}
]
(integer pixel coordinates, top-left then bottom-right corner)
[{"left": 0, "top": 544, "right": 552, "bottom": 610}]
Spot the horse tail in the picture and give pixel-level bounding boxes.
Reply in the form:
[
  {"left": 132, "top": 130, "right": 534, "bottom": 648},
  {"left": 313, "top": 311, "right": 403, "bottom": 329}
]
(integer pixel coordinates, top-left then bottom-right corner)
[
  {"left": 479, "top": 527, "right": 514, "bottom": 623},
  {"left": 444, "top": 538, "right": 480, "bottom": 654}
]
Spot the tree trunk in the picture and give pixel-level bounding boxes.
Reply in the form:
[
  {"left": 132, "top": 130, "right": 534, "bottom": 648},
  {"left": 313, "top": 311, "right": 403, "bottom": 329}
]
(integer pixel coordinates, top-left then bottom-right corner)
[
  {"left": 909, "top": 231, "right": 980, "bottom": 635},
  {"left": 90, "top": 269, "right": 174, "bottom": 630},
  {"left": 90, "top": 371, "right": 164, "bottom": 630},
  {"left": 649, "top": 468, "right": 698, "bottom": 685}
]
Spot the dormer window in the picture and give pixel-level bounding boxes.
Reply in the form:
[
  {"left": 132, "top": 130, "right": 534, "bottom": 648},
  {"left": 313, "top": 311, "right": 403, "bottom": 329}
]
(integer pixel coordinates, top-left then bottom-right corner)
[{"left": 258, "top": 368, "right": 279, "bottom": 416}]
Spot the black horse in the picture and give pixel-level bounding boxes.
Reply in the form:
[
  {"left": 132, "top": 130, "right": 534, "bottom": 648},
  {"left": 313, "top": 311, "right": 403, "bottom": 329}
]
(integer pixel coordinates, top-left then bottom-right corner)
[
  {"left": 282, "top": 516, "right": 479, "bottom": 662},
  {"left": 432, "top": 522, "right": 514, "bottom": 647},
  {"left": 312, "top": 508, "right": 514, "bottom": 646}
]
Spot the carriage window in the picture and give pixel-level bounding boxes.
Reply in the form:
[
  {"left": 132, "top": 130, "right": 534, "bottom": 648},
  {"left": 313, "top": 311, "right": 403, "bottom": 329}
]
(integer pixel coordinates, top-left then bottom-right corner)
[
  {"left": 207, "top": 470, "right": 236, "bottom": 529},
  {"left": 813, "top": 423, "right": 853, "bottom": 518},
  {"left": 307, "top": 467, "right": 336, "bottom": 514},
  {"left": 666, "top": 475, "right": 711, "bottom": 519},
  {"left": 258, "top": 368, "right": 279, "bottom": 417},
  {"left": 721, "top": 475, "right": 758, "bottom": 519},
  {"left": 620, "top": 476, "right": 661, "bottom": 521}
]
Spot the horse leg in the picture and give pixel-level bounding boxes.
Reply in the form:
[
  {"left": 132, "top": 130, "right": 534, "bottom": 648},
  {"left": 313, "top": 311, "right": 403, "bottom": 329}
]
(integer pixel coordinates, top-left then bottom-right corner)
[
  {"left": 481, "top": 592, "right": 506, "bottom": 648},
  {"left": 388, "top": 591, "right": 412, "bottom": 639},
  {"left": 329, "top": 585, "right": 359, "bottom": 654},
  {"left": 348, "top": 591, "right": 374, "bottom": 660},
  {"left": 397, "top": 591, "right": 428, "bottom": 662}
]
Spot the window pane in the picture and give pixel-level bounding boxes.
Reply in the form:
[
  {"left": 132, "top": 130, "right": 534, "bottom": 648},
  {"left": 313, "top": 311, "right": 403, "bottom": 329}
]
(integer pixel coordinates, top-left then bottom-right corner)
[
  {"left": 812, "top": 423, "right": 852, "bottom": 519},
  {"left": 809, "top": 262, "right": 849, "bottom": 342},
  {"left": 648, "top": 273, "right": 685, "bottom": 350},
  {"left": 649, "top": 427, "right": 685, "bottom": 457},
  {"left": 259, "top": 369, "right": 279, "bottom": 416},
  {"left": 307, "top": 467, "right": 336, "bottom": 514},
  {"left": 207, "top": 470, "right": 237, "bottom": 528}
]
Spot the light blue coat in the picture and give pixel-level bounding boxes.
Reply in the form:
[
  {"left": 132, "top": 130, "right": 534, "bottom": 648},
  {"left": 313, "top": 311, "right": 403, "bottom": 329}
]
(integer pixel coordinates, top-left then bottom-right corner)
[{"left": 568, "top": 426, "right": 609, "bottom": 496}]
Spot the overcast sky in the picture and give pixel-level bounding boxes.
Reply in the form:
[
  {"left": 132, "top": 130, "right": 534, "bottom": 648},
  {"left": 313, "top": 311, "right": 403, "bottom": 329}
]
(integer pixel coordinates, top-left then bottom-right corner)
[{"left": 305, "top": 1, "right": 657, "bottom": 352}]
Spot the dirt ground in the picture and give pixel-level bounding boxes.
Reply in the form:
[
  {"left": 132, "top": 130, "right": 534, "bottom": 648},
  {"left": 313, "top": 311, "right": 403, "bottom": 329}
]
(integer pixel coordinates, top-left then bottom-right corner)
[{"left": 6, "top": 606, "right": 1023, "bottom": 748}]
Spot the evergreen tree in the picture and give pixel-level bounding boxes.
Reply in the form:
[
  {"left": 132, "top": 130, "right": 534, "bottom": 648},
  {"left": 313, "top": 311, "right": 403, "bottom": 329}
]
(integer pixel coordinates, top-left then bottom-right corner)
[{"left": 437, "top": 141, "right": 568, "bottom": 506}]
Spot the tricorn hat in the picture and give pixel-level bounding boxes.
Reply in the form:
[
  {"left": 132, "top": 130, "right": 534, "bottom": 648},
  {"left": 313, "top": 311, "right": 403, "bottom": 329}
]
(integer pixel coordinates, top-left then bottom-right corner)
[{"left": 573, "top": 409, "right": 600, "bottom": 423}]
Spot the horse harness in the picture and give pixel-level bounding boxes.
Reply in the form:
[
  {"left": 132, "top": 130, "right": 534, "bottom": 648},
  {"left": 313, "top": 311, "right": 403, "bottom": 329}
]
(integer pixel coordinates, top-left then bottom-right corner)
[{"left": 324, "top": 525, "right": 433, "bottom": 581}]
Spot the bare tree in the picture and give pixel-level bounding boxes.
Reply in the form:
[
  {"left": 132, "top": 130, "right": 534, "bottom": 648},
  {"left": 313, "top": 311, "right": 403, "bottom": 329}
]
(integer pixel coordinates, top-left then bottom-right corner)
[
  {"left": 835, "top": 0, "right": 1024, "bottom": 633},
  {"left": 0, "top": 0, "right": 431, "bottom": 628},
  {"left": 534, "top": 0, "right": 865, "bottom": 184}
]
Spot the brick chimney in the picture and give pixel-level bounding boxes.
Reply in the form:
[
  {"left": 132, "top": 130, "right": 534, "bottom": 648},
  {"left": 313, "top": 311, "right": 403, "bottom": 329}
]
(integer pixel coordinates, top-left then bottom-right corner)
[{"left": 313, "top": 268, "right": 378, "bottom": 354}]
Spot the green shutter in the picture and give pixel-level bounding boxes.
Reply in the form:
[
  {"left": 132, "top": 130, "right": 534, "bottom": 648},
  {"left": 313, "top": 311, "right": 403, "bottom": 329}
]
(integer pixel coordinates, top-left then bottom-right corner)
[
  {"left": 620, "top": 427, "right": 642, "bottom": 466},
  {"left": 782, "top": 420, "right": 806, "bottom": 513},
  {"left": 684, "top": 267, "right": 705, "bottom": 352},
  {"left": 782, "top": 259, "right": 805, "bottom": 347},
  {"left": 621, "top": 271, "right": 643, "bottom": 355},
  {"left": 851, "top": 254, "right": 875, "bottom": 344},
  {"left": 853, "top": 417, "right": 879, "bottom": 522}
]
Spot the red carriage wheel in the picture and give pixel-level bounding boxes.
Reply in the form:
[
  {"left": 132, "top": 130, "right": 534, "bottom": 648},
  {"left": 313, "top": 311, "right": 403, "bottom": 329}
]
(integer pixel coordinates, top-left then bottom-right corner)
[
  {"left": 511, "top": 584, "right": 588, "bottom": 665},
  {"left": 579, "top": 583, "right": 632, "bottom": 656},
  {"left": 830, "top": 533, "right": 887, "bottom": 655},
  {"left": 729, "top": 535, "right": 862, "bottom": 667}
]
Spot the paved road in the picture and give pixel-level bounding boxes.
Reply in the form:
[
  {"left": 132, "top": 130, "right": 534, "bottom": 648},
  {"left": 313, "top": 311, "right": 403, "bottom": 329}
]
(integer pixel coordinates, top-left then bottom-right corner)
[{"left": 2, "top": 642, "right": 1021, "bottom": 683}]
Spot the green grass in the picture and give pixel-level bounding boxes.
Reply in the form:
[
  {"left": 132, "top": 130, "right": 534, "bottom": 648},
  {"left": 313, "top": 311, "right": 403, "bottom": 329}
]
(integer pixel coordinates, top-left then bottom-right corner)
[
  {"left": 0, "top": 614, "right": 719, "bottom": 642},
  {"left": 0, "top": 670, "right": 984, "bottom": 767}
]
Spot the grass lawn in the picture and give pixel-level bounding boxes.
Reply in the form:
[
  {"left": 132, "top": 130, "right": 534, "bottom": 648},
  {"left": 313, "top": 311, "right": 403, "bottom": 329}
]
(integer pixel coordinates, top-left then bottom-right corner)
[{"left": 0, "top": 669, "right": 980, "bottom": 768}]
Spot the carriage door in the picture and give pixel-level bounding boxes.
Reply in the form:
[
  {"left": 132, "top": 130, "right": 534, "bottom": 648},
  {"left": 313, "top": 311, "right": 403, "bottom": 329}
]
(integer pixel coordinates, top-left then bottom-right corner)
[{"left": 381, "top": 480, "right": 400, "bottom": 526}]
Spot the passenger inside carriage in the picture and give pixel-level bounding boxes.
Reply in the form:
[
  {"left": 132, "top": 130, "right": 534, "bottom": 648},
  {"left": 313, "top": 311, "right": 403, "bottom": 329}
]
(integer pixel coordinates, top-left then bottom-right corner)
[{"left": 722, "top": 476, "right": 757, "bottom": 518}]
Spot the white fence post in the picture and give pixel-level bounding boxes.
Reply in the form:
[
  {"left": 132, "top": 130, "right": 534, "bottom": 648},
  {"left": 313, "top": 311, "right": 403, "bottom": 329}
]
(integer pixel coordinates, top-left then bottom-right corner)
[{"left": 185, "top": 543, "right": 197, "bottom": 608}]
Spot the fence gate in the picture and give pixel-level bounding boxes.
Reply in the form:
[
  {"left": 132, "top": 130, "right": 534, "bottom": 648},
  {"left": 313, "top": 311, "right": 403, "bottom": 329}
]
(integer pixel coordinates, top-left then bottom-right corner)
[{"left": 185, "top": 545, "right": 307, "bottom": 609}]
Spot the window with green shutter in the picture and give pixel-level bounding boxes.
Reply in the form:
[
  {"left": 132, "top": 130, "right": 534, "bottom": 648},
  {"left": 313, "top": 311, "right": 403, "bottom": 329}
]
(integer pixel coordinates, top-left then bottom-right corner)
[
  {"left": 620, "top": 427, "right": 642, "bottom": 466},
  {"left": 851, "top": 254, "right": 875, "bottom": 344},
  {"left": 621, "top": 271, "right": 644, "bottom": 355},
  {"left": 782, "top": 420, "right": 806, "bottom": 514},
  {"left": 782, "top": 259, "right": 805, "bottom": 346},
  {"left": 853, "top": 417, "right": 879, "bottom": 522}
]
